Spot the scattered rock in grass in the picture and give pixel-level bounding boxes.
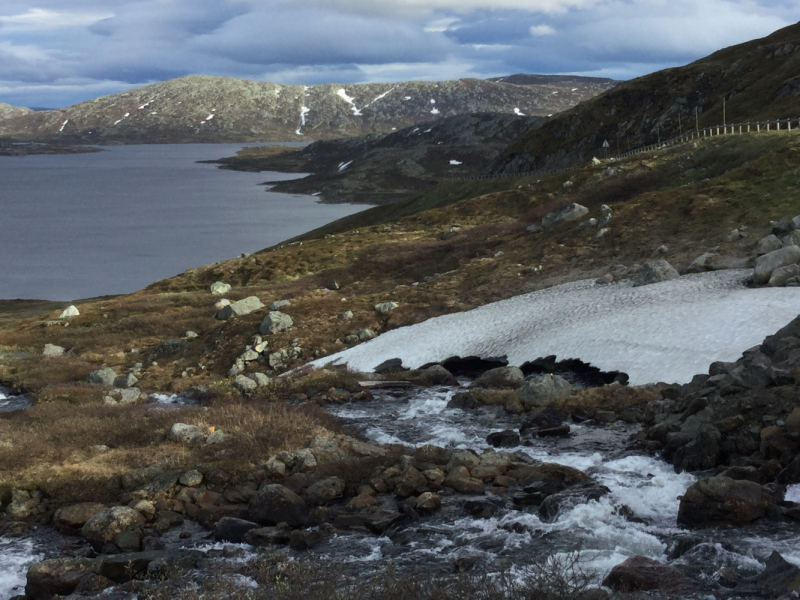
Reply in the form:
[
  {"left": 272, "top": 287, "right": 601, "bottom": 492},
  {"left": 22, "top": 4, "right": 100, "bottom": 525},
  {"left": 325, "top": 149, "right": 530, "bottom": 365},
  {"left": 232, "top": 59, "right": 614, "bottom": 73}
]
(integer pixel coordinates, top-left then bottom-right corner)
[
  {"left": 234, "top": 374, "right": 258, "bottom": 393},
  {"left": 184, "top": 331, "right": 198, "bottom": 339},
  {"left": 357, "top": 328, "right": 377, "bottom": 341},
  {"left": 269, "top": 300, "right": 291, "bottom": 310},
  {"left": 217, "top": 296, "right": 265, "bottom": 320},
  {"left": 214, "top": 299, "right": 231, "bottom": 310},
  {"left": 59, "top": 305, "right": 80, "bottom": 319},
  {"left": 598, "top": 204, "right": 612, "bottom": 229},
  {"left": 113, "top": 373, "right": 139, "bottom": 389},
  {"left": 42, "top": 344, "right": 66, "bottom": 357},
  {"left": 375, "top": 301, "right": 399, "bottom": 314},
  {"left": 542, "top": 203, "right": 589, "bottom": 230},
  {"left": 210, "top": 281, "right": 231, "bottom": 295},
  {"left": 87, "top": 368, "right": 117, "bottom": 386},
  {"left": 104, "top": 388, "right": 147, "bottom": 405},
  {"left": 632, "top": 260, "right": 680, "bottom": 287},
  {"left": 577, "top": 218, "right": 598, "bottom": 230},
  {"left": 167, "top": 423, "right": 206, "bottom": 444},
  {"left": 339, "top": 310, "right": 354, "bottom": 320},
  {"left": 251, "top": 372, "right": 271, "bottom": 387},
  {"left": 260, "top": 311, "right": 294, "bottom": 334},
  {"left": 205, "top": 429, "right": 227, "bottom": 445}
]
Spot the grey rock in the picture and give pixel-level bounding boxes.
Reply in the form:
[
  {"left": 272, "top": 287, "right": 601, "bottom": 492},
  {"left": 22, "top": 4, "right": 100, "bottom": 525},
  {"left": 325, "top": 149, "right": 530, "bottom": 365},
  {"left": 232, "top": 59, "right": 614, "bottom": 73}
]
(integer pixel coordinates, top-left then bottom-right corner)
[
  {"left": 753, "top": 245, "right": 800, "bottom": 284},
  {"left": 593, "top": 227, "right": 611, "bottom": 239},
  {"left": 210, "top": 281, "right": 231, "bottom": 295},
  {"left": 338, "top": 310, "right": 354, "bottom": 320},
  {"left": 217, "top": 296, "right": 265, "bottom": 320},
  {"left": 25, "top": 557, "right": 98, "bottom": 600},
  {"left": 517, "top": 374, "right": 573, "bottom": 409},
  {"left": 248, "top": 484, "right": 308, "bottom": 527},
  {"left": 757, "top": 234, "right": 783, "bottom": 255},
  {"left": 792, "top": 215, "right": 800, "bottom": 230},
  {"left": 677, "top": 476, "right": 775, "bottom": 527},
  {"left": 53, "top": 503, "right": 107, "bottom": 532},
  {"left": 205, "top": 430, "right": 227, "bottom": 445},
  {"left": 772, "top": 217, "right": 794, "bottom": 236},
  {"left": 652, "top": 244, "right": 669, "bottom": 256},
  {"left": 473, "top": 366, "right": 525, "bottom": 389},
  {"left": 113, "top": 373, "right": 139, "bottom": 389},
  {"left": 213, "top": 517, "right": 261, "bottom": 543},
  {"left": 184, "top": 331, "right": 198, "bottom": 339},
  {"left": 632, "top": 260, "right": 680, "bottom": 287},
  {"left": 526, "top": 223, "right": 543, "bottom": 233},
  {"left": 251, "top": 372, "right": 271, "bottom": 387},
  {"left": 769, "top": 264, "right": 800, "bottom": 287},
  {"left": 81, "top": 506, "right": 146, "bottom": 549},
  {"left": 269, "top": 300, "right": 291, "bottom": 310},
  {"left": 87, "top": 368, "right": 118, "bottom": 386},
  {"left": 781, "top": 229, "right": 800, "bottom": 247},
  {"left": 542, "top": 203, "right": 589, "bottom": 230},
  {"left": 686, "top": 252, "right": 719, "bottom": 273},
  {"left": 595, "top": 273, "right": 614, "bottom": 285},
  {"left": 107, "top": 388, "right": 146, "bottom": 405},
  {"left": 375, "top": 301, "right": 399, "bottom": 314},
  {"left": 577, "top": 218, "right": 598, "bottom": 230},
  {"left": 721, "top": 229, "right": 742, "bottom": 242},
  {"left": 598, "top": 204, "right": 612, "bottom": 229},
  {"left": 167, "top": 423, "right": 206, "bottom": 444},
  {"left": 259, "top": 311, "right": 294, "bottom": 334},
  {"left": 305, "top": 476, "right": 346, "bottom": 505},
  {"left": 214, "top": 298, "right": 231, "bottom": 310},
  {"left": 234, "top": 374, "right": 258, "bottom": 393},
  {"left": 357, "top": 328, "right": 377, "bottom": 341},
  {"left": 179, "top": 470, "right": 203, "bottom": 487},
  {"left": 42, "top": 344, "right": 66, "bottom": 357}
]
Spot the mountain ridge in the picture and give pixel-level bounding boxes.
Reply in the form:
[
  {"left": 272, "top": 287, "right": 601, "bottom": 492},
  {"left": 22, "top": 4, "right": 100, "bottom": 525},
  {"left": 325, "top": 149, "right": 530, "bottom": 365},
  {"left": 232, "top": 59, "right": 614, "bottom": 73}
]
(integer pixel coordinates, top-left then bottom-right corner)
[{"left": 0, "top": 74, "right": 615, "bottom": 144}]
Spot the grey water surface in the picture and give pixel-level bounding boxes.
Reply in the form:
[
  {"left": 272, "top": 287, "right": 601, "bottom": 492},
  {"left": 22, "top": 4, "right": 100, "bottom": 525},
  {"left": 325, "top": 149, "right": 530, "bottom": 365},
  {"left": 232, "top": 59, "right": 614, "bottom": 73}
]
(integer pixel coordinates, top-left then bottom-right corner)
[{"left": 0, "top": 144, "right": 364, "bottom": 301}]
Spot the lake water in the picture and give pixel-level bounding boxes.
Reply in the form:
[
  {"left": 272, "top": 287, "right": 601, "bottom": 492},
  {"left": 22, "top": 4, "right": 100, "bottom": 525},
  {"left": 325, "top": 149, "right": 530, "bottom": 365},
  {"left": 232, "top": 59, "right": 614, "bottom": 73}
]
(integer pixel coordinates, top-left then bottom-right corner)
[{"left": 0, "top": 144, "right": 365, "bottom": 301}]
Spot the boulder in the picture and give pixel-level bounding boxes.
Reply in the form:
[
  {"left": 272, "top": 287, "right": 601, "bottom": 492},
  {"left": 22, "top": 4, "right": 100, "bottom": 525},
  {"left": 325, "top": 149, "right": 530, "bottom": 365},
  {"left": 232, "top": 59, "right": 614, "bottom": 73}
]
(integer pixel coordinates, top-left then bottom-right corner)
[
  {"left": 269, "top": 300, "right": 291, "bottom": 310},
  {"left": 233, "top": 375, "right": 258, "bottom": 393},
  {"left": 214, "top": 298, "right": 231, "bottom": 310},
  {"left": 598, "top": 204, "right": 612, "bottom": 228},
  {"left": 251, "top": 372, "right": 271, "bottom": 387},
  {"left": 259, "top": 311, "right": 294, "bottom": 334},
  {"left": 245, "top": 524, "right": 293, "bottom": 547},
  {"left": 210, "top": 281, "right": 231, "bottom": 295},
  {"left": 486, "top": 430, "right": 521, "bottom": 447},
  {"left": 602, "top": 556, "right": 694, "bottom": 594},
  {"left": 357, "top": 328, "right": 377, "bottom": 341},
  {"left": 7, "top": 489, "right": 38, "bottom": 519},
  {"left": 473, "top": 366, "right": 524, "bottom": 389},
  {"left": 305, "top": 477, "right": 345, "bottom": 505},
  {"left": 167, "top": 423, "right": 206, "bottom": 444},
  {"left": 595, "top": 273, "right": 614, "bottom": 285},
  {"left": 415, "top": 365, "right": 459, "bottom": 386},
  {"left": 98, "top": 550, "right": 201, "bottom": 583},
  {"left": 773, "top": 217, "right": 794, "bottom": 235},
  {"left": 105, "top": 387, "right": 146, "bottom": 405},
  {"left": 686, "top": 252, "right": 719, "bottom": 273},
  {"left": 416, "top": 492, "right": 442, "bottom": 511},
  {"left": 205, "top": 430, "right": 227, "bottom": 445},
  {"left": 59, "top": 305, "right": 80, "bottom": 319},
  {"left": 217, "top": 296, "right": 265, "bottom": 320},
  {"left": 542, "top": 203, "right": 589, "bottom": 230},
  {"left": 25, "top": 557, "right": 98, "bottom": 600},
  {"left": 516, "top": 374, "right": 573, "bottom": 410},
  {"left": 81, "top": 506, "right": 146, "bottom": 549},
  {"left": 42, "top": 344, "right": 66, "bottom": 357},
  {"left": 677, "top": 476, "right": 775, "bottom": 528},
  {"left": 213, "top": 517, "right": 261, "bottom": 543},
  {"left": 753, "top": 245, "right": 800, "bottom": 284},
  {"left": 632, "top": 260, "right": 680, "bottom": 287},
  {"left": 782, "top": 229, "right": 800, "bottom": 247},
  {"left": 757, "top": 234, "right": 783, "bottom": 255},
  {"left": 113, "top": 373, "right": 139, "bottom": 389},
  {"left": 339, "top": 310, "right": 354, "bottom": 320},
  {"left": 87, "top": 368, "right": 117, "bottom": 386},
  {"left": 539, "top": 482, "right": 610, "bottom": 522},
  {"left": 577, "top": 218, "right": 598, "bottom": 231},
  {"left": 375, "top": 302, "right": 399, "bottom": 314},
  {"left": 248, "top": 484, "right": 308, "bottom": 527},
  {"left": 768, "top": 263, "right": 800, "bottom": 287},
  {"left": 756, "top": 551, "right": 800, "bottom": 596},
  {"left": 446, "top": 449, "right": 480, "bottom": 472},
  {"left": 793, "top": 215, "right": 800, "bottom": 230},
  {"left": 53, "top": 503, "right": 106, "bottom": 533}
]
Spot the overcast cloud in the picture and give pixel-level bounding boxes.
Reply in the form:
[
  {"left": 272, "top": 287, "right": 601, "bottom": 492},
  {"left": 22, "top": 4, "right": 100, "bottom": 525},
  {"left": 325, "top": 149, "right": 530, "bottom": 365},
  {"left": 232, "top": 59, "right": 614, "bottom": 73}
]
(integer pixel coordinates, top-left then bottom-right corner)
[{"left": 0, "top": 0, "right": 796, "bottom": 108}]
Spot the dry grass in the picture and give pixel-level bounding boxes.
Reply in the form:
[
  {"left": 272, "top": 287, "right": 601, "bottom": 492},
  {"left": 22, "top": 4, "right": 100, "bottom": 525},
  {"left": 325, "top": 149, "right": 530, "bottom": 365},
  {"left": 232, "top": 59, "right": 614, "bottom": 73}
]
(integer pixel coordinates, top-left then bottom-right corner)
[{"left": 0, "top": 397, "right": 342, "bottom": 505}]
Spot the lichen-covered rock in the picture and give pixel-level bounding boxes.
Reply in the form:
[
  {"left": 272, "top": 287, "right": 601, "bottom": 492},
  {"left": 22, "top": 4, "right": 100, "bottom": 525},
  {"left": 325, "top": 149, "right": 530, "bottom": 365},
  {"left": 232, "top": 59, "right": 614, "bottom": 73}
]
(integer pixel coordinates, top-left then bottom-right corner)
[
  {"left": 542, "top": 203, "right": 589, "bottom": 230},
  {"left": 53, "top": 503, "right": 106, "bottom": 533},
  {"left": 42, "top": 344, "right": 66, "bottom": 357},
  {"left": 87, "top": 368, "right": 117, "bottom": 386},
  {"left": 25, "top": 557, "right": 98, "bottom": 600},
  {"left": 516, "top": 374, "right": 573, "bottom": 409},
  {"left": 81, "top": 506, "right": 146, "bottom": 549},
  {"left": 217, "top": 296, "right": 265, "bottom": 319},
  {"left": 259, "top": 311, "right": 294, "bottom": 334},
  {"left": 167, "top": 423, "right": 206, "bottom": 444},
  {"left": 473, "top": 366, "right": 524, "bottom": 389},
  {"left": 305, "top": 477, "right": 346, "bottom": 505},
  {"left": 375, "top": 301, "right": 399, "bottom": 314}
]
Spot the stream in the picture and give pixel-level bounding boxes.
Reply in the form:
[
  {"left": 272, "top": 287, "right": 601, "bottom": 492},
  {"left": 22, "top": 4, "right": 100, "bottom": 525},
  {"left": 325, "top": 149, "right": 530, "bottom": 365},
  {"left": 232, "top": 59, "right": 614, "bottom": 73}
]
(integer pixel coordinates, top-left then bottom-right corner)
[{"left": 2, "top": 385, "right": 800, "bottom": 598}]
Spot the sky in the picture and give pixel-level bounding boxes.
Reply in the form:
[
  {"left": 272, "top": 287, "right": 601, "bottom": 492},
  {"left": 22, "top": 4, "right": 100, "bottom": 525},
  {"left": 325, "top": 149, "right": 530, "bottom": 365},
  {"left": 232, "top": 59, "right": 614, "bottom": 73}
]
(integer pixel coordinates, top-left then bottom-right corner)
[{"left": 0, "top": 0, "right": 796, "bottom": 109}]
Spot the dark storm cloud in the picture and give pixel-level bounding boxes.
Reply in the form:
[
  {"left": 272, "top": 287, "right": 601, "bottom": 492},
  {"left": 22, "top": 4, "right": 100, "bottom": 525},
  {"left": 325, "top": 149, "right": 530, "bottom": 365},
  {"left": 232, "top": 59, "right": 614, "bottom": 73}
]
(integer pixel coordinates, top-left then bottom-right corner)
[{"left": 0, "top": 0, "right": 796, "bottom": 108}]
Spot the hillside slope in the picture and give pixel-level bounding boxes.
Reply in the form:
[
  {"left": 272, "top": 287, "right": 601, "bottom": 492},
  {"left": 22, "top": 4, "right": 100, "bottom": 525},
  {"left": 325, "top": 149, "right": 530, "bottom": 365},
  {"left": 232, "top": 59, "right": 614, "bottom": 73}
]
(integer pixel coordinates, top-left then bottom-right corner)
[
  {"left": 213, "top": 112, "right": 544, "bottom": 204},
  {"left": 492, "top": 21, "right": 800, "bottom": 174},
  {"left": 0, "top": 75, "right": 613, "bottom": 144},
  {"left": 0, "top": 103, "right": 33, "bottom": 121}
]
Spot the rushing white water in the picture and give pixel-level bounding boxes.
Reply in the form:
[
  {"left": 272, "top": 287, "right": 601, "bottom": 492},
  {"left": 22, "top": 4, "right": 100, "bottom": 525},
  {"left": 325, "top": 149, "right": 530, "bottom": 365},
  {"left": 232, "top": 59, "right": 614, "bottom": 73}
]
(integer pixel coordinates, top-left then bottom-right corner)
[
  {"left": 0, "top": 538, "right": 42, "bottom": 600},
  {"left": 313, "top": 271, "right": 800, "bottom": 385}
]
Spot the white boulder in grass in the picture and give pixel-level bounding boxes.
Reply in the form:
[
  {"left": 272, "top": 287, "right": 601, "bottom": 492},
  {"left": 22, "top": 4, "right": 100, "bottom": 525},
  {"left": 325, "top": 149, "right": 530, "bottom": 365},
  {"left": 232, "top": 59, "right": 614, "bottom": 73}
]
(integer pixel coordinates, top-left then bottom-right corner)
[
  {"left": 375, "top": 302, "right": 399, "bottom": 314},
  {"left": 43, "top": 344, "right": 66, "bottom": 357},
  {"left": 59, "top": 305, "right": 79, "bottom": 319},
  {"left": 217, "top": 296, "right": 265, "bottom": 320},
  {"left": 210, "top": 281, "right": 232, "bottom": 296}
]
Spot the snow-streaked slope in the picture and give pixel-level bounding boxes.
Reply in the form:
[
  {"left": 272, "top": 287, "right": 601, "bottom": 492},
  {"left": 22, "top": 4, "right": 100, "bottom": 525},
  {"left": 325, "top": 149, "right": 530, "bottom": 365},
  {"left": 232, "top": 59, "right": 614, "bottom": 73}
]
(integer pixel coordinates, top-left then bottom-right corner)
[{"left": 313, "top": 271, "right": 800, "bottom": 385}]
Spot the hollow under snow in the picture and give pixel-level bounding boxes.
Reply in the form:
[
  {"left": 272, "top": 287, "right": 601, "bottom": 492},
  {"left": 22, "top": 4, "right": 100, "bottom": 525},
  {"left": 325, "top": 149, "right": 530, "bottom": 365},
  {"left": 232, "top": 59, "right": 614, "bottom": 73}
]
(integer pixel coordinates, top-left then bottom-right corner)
[{"left": 312, "top": 270, "right": 800, "bottom": 385}]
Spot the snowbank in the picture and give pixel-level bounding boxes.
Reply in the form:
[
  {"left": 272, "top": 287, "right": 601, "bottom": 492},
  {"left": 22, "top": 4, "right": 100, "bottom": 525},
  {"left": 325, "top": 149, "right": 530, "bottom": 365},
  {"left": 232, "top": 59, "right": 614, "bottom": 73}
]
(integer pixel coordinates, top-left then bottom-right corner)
[{"left": 312, "top": 270, "right": 800, "bottom": 385}]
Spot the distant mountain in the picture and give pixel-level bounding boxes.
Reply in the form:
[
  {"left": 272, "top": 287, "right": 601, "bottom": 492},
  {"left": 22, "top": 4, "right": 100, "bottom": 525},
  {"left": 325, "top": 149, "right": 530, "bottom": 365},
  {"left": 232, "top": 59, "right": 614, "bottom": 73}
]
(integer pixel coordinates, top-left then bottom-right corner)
[
  {"left": 491, "top": 22, "right": 800, "bottom": 174},
  {"left": 214, "top": 112, "right": 545, "bottom": 204},
  {"left": 488, "top": 74, "right": 618, "bottom": 88},
  {"left": 0, "top": 74, "right": 613, "bottom": 144},
  {"left": 0, "top": 103, "right": 33, "bottom": 121}
]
